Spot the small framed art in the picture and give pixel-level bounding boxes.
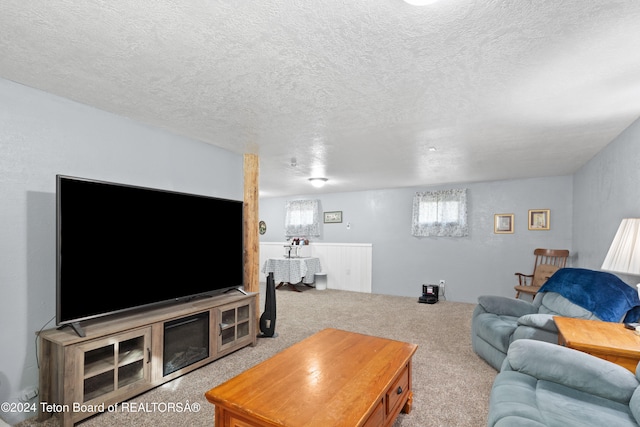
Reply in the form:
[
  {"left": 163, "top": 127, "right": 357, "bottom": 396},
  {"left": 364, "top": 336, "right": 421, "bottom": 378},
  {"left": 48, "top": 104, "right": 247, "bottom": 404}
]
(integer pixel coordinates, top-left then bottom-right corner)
[
  {"left": 324, "top": 211, "right": 342, "bottom": 223},
  {"left": 528, "top": 209, "right": 550, "bottom": 230},
  {"left": 494, "top": 214, "right": 514, "bottom": 234}
]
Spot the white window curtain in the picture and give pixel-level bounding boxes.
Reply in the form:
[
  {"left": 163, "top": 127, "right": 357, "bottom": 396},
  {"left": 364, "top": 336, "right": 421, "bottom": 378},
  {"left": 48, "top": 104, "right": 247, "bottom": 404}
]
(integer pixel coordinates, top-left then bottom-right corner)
[
  {"left": 411, "top": 189, "right": 468, "bottom": 237},
  {"left": 284, "top": 199, "right": 321, "bottom": 237}
]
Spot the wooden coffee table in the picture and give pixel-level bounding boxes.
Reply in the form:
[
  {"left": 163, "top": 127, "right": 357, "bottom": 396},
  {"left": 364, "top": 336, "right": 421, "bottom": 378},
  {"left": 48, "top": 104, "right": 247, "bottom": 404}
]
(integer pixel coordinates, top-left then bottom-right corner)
[
  {"left": 555, "top": 316, "right": 640, "bottom": 372},
  {"left": 205, "top": 328, "right": 418, "bottom": 427}
]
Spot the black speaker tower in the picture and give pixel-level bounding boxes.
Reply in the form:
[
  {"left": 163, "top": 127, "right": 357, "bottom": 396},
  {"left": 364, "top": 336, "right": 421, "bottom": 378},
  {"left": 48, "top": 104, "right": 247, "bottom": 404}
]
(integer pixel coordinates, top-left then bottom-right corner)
[{"left": 259, "top": 272, "right": 277, "bottom": 338}]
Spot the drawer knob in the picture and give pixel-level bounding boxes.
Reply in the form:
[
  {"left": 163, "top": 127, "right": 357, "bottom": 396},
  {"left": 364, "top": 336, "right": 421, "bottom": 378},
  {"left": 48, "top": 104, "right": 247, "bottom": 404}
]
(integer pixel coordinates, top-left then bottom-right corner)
[{"left": 397, "top": 386, "right": 403, "bottom": 395}]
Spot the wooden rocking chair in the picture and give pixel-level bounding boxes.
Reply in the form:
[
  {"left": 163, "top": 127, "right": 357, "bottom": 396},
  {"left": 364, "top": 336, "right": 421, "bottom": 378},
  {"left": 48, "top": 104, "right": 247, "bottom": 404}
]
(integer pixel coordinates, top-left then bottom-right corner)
[{"left": 514, "top": 248, "right": 570, "bottom": 299}]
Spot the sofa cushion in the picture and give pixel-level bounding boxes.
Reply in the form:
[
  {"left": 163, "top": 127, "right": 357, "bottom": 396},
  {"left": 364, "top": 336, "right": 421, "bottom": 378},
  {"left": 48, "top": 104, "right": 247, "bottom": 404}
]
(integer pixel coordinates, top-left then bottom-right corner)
[
  {"left": 536, "top": 380, "right": 636, "bottom": 426},
  {"left": 630, "top": 387, "right": 640, "bottom": 424},
  {"left": 535, "top": 292, "right": 600, "bottom": 319},
  {"left": 478, "top": 295, "right": 537, "bottom": 318},
  {"left": 490, "top": 371, "right": 638, "bottom": 427},
  {"left": 474, "top": 313, "right": 519, "bottom": 353},
  {"left": 512, "top": 314, "right": 562, "bottom": 345},
  {"left": 517, "top": 313, "right": 557, "bottom": 331},
  {"left": 489, "top": 371, "right": 545, "bottom": 425},
  {"left": 494, "top": 417, "right": 546, "bottom": 426},
  {"left": 506, "top": 339, "right": 638, "bottom": 403}
]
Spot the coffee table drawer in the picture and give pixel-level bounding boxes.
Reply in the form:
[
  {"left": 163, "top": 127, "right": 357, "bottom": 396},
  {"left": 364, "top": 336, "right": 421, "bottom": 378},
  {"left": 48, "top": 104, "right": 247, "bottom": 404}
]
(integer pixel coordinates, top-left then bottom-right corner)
[{"left": 386, "top": 364, "right": 410, "bottom": 416}]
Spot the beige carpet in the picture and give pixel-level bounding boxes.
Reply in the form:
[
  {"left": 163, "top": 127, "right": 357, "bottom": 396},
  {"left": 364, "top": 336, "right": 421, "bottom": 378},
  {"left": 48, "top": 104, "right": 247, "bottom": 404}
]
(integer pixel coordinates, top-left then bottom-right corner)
[{"left": 17, "top": 286, "right": 496, "bottom": 427}]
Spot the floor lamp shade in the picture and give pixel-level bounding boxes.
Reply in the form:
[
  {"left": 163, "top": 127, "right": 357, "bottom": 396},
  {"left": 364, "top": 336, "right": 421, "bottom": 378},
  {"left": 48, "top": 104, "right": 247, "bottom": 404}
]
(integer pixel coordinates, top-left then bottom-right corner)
[{"left": 601, "top": 218, "right": 640, "bottom": 275}]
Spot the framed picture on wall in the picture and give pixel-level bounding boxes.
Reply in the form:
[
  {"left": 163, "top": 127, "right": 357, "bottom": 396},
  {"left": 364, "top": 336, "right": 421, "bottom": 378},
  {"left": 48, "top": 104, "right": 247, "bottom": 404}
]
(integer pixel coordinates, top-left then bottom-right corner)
[
  {"left": 528, "top": 209, "right": 550, "bottom": 230},
  {"left": 494, "top": 214, "right": 514, "bottom": 234},
  {"left": 324, "top": 211, "right": 342, "bottom": 223}
]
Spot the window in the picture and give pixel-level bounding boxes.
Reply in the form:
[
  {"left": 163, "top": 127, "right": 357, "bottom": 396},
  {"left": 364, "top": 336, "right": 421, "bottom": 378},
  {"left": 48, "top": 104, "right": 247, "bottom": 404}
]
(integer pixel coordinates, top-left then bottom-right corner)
[
  {"left": 284, "top": 199, "right": 321, "bottom": 237},
  {"left": 411, "top": 189, "right": 468, "bottom": 237}
]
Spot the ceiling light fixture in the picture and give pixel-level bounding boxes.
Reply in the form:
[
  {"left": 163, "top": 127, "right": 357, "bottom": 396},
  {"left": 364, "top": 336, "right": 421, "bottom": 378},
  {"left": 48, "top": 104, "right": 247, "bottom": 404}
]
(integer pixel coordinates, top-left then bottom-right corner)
[
  {"left": 308, "top": 178, "right": 328, "bottom": 188},
  {"left": 403, "top": 0, "right": 440, "bottom": 5}
]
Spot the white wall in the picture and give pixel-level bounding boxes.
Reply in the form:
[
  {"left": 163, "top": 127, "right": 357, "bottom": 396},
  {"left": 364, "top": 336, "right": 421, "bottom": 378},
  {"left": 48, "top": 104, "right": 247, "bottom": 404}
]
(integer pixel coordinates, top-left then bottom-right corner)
[
  {"left": 0, "top": 79, "right": 243, "bottom": 425},
  {"left": 259, "top": 242, "right": 373, "bottom": 292},
  {"left": 572, "top": 116, "right": 640, "bottom": 282},
  {"left": 260, "top": 175, "right": 573, "bottom": 303},
  {"left": 258, "top": 117, "right": 640, "bottom": 304}
]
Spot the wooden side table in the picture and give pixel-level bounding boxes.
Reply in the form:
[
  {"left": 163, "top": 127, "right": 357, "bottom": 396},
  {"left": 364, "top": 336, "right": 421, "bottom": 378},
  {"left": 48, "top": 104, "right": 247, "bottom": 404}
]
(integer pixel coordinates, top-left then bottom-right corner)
[{"left": 555, "top": 316, "right": 640, "bottom": 373}]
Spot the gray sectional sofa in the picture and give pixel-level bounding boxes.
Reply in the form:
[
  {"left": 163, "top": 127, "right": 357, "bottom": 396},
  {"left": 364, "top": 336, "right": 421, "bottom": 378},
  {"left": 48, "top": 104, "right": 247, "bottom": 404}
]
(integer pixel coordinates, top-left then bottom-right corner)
[
  {"left": 489, "top": 339, "right": 640, "bottom": 427},
  {"left": 471, "top": 291, "right": 598, "bottom": 370},
  {"left": 472, "top": 268, "right": 640, "bottom": 371},
  {"left": 476, "top": 268, "right": 640, "bottom": 426}
]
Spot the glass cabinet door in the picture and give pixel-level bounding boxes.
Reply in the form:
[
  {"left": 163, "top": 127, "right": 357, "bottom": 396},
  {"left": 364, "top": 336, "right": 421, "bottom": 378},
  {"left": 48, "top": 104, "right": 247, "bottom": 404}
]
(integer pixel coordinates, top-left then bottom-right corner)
[
  {"left": 217, "top": 302, "right": 253, "bottom": 353},
  {"left": 77, "top": 327, "right": 151, "bottom": 404}
]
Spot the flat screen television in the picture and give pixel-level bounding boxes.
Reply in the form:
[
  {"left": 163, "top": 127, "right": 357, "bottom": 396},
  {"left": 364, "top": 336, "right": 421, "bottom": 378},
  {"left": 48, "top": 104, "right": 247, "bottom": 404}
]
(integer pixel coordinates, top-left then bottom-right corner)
[{"left": 56, "top": 175, "right": 244, "bottom": 335}]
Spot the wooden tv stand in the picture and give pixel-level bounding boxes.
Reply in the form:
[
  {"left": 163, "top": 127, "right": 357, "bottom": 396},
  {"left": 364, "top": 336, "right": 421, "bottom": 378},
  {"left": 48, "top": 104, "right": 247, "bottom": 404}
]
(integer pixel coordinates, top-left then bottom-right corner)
[{"left": 38, "top": 291, "right": 257, "bottom": 427}]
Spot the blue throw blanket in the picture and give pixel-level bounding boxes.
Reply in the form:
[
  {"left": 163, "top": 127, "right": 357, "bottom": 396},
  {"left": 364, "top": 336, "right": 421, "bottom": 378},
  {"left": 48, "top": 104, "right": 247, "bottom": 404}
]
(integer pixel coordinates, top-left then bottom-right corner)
[{"left": 539, "top": 268, "right": 640, "bottom": 322}]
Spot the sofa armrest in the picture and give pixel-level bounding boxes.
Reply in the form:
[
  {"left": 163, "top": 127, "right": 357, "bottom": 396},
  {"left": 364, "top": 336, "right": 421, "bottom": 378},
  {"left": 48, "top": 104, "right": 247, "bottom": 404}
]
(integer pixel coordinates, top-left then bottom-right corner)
[
  {"left": 516, "top": 314, "right": 558, "bottom": 333},
  {"left": 477, "top": 295, "right": 537, "bottom": 318},
  {"left": 504, "top": 339, "right": 639, "bottom": 403}
]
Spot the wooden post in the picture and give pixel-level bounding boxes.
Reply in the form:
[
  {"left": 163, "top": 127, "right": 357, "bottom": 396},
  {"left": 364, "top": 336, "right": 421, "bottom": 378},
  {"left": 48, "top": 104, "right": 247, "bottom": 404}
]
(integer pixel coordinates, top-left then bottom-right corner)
[{"left": 243, "top": 154, "right": 260, "bottom": 328}]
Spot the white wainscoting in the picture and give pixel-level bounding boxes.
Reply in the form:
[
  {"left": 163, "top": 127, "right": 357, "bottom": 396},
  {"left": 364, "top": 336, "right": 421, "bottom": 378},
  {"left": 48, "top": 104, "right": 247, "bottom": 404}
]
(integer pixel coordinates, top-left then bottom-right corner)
[{"left": 259, "top": 242, "right": 373, "bottom": 293}]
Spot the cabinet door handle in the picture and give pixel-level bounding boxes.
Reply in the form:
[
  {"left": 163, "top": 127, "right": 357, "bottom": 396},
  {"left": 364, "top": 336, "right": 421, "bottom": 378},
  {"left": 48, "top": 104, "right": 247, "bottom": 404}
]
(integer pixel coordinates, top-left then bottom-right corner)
[
  {"left": 397, "top": 386, "right": 403, "bottom": 395},
  {"left": 147, "top": 348, "right": 151, "bottom": 363}
]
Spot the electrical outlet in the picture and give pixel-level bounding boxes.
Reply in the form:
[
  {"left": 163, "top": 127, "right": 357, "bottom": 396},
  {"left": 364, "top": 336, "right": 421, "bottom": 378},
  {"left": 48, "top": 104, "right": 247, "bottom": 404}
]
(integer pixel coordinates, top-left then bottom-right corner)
[{"left": 439, "top": 279, "right": 446, "bottom": 287}]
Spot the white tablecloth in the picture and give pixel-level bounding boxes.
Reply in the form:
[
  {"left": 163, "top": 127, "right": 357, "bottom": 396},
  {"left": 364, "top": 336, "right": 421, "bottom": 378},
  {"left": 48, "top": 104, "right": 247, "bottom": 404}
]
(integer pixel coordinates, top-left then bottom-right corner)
[{"left": 262, "top": 257, "right": 322, "bottom": 285}]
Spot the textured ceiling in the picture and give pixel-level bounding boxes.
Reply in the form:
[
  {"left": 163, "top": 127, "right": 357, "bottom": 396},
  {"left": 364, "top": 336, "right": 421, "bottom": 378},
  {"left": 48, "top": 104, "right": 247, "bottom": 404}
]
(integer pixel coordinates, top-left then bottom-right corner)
[{"left": 2, "top": 0, "right": 640, "bottom": 197}]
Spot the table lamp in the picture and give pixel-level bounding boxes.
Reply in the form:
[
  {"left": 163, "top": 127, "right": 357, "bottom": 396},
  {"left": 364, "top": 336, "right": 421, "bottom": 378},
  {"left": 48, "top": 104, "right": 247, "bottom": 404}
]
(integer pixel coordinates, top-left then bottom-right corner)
[{"left": 601, "top": 218, "right": 640, "bottom": 297}]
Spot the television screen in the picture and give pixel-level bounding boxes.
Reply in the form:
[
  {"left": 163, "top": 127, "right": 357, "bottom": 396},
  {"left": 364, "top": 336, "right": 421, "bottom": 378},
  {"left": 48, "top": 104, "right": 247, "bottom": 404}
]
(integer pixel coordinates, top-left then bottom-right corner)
[{"left": 56, "top": 175, "right": 244, "bottom": 326}]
